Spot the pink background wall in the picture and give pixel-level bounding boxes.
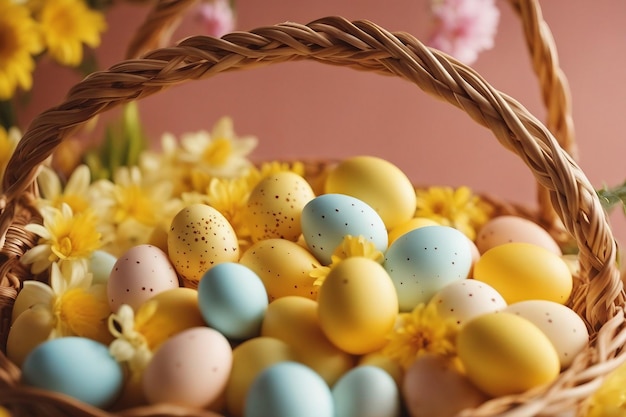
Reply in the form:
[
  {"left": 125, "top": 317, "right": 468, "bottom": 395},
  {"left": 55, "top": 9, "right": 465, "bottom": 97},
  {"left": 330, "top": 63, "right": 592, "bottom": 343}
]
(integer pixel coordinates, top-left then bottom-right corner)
[{"left": 16, "top": 1, "right": 626, "bottom": 247}]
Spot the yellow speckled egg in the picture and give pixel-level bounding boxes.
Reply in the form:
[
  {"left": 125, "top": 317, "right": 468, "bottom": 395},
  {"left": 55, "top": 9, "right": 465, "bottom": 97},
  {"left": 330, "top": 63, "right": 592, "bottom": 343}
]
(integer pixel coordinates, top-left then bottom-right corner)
[
  {"left": 324, "top": 155, "right": 417, "bottom": 231},
  {"left": 457, "top": 312, "right": 560, "bottom": 397},
  {"left": 245, "top": 171, "right": 315, "bottom": 242},
  {"left": 167, "top": 204, "right": 240, "bottom": 283},
  {"left": 226, "top": 337, "right": 299, "bottom": 417},
  {"left": 318, "top": 257, "right": 398, "bottom": 355},
  {"left": 473, "top": 242, "right": 572, "bottom": 304},
  {"left": 260, "top": 296, "right": 355, "bottom": 385},
  {"left": 239, "top": 238, "right": 321, "bottom": 301}
]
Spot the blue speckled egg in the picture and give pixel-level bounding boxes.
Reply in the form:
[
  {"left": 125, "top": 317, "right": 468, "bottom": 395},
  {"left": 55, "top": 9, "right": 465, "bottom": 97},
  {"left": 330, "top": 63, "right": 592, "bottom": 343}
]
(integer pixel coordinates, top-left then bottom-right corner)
[
  {"left": 301, "top": 193, "right": 388, "bottom": 265},
  {"left": 383, "top": 225, "right": 473, "bottom": 311}
]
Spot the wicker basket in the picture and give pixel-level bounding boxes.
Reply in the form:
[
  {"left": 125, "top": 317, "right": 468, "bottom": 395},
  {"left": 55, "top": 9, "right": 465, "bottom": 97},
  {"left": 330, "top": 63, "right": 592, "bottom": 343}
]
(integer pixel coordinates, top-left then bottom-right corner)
[{"left": 1, "top": 0, "right": 625, "bottom": 416}]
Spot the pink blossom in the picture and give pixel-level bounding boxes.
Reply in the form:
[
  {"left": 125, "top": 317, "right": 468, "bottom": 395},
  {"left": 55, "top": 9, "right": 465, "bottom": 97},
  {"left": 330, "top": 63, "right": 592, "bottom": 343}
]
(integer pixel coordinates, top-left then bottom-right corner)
[
  {"left": 427, "top": 0, "right": 500, "bottom": 65},
  {"left": 195, "top": 0, "right": 236, "bottom": 38}
]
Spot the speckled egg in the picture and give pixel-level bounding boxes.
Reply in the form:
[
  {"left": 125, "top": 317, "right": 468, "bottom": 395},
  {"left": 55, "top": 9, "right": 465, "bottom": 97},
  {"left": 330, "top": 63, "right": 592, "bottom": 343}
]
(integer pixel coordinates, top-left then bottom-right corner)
[
  {"left": 504, "top": 300, "right": 589, "bottom": 369},
  {"left": 383, "top": 225, "right": 473, "bottom": 311},
  {"left": 107, "top": 244, "right": 180, "bottom": 312},
  {"left": 167, "top": 203, "right": 240, "bottom": 283},
  {"left": 301, "top": 193, "right": 388, "bottom": 265},
  {"left": 239, "top": 238, "right": 321, "bottom": 301},
  {"left": 475, "top": 215, "right": 561, "bottom": 255},
  {"left": 245, "top": 171, "right": 315, "bottom": 242},
  {"left": 430, "top": 279, "right": 507, "bottom": 326}
]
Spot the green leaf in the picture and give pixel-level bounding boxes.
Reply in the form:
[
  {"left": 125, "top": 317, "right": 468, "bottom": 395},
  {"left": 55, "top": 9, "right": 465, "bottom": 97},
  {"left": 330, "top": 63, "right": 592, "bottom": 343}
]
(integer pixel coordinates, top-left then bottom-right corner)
[{"left": 596, "top": 181, "right": 626, "bottom": 214}]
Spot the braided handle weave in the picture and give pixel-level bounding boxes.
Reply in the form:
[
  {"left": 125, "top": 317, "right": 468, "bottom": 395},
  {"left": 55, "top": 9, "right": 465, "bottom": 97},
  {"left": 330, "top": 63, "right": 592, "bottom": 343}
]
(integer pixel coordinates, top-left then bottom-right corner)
[{"left": 0, "top": 15, "right": 623, "bottom": 417}]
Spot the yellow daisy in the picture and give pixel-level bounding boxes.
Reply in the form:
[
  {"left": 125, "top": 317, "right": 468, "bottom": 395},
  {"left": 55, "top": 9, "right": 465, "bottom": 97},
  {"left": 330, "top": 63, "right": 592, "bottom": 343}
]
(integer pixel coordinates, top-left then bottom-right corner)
[
  {"left": 205, "top": 175, "right": 254, "bottom": 245},
  {"left": 36, "top": 164, "right": 92, "bottom": 214},
  {"left": 414, "top": 185, "right": 493, "bottom": 240},
  {"left": 0, "top": 0, "right": 43, "bottom": 99},
  {"left": 8, "top": 262, "right": 112, "bottom": 366},
  {"left": 21, "top": 203, "right": 102, "bottom": 275},
  {"left": 382, "top": 302, "right": 459, "bottom": 369},
  {"left": 310, "top": 235, "right": 385, "bottom": 287},
  {"left": 177, "top": 117, "right": 258, "bottom": 178},
  {"left": 36, "top": 0, "right": 106, "bottom": 67}
]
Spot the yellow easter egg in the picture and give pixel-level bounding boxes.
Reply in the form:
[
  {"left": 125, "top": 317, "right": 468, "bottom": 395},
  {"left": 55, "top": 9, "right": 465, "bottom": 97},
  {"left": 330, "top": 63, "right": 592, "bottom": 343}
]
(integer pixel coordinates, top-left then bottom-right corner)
[
  {"left": 324, "top": 155, "right": 417, "bottom": 231},
  {"left": 473, "top": 242, "right": 572, "bottom": 304},
  {"left": 167, "top": 204, "right": 240, "bottom": 282},
  {"left": 387, "top": 217, "right": 439, "bottom": 245},
  {"left": 457, "top": 312, "right": 560, "bottom": 397},
  {"left": 358, "top": 351, "right": 405, "bottom": 387},
  {"left": 260, "top": 296, "right": 355, "bottom": 385},
  {"left": 7, "top": 304, "right": 54, "bottom": 367},
  {"left": 245, "top": 171, "right": 315, "bottom": 242},
  {"left": 226, "top": 337, "right": 299, "bottom": 417},
  {"left": 317, "top": 257, "right": 398, "bottom": 355},
  {"left": 239, "top": 238, "right": 321, "bottom": 301},
  {"left": 135, "top": 287, "right": 206, "bottom": 350}
]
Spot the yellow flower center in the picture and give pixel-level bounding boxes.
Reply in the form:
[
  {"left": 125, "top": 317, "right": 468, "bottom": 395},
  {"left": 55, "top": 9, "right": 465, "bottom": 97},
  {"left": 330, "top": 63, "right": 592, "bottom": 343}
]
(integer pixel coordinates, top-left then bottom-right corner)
[
  {"left": 0, "top": 23, "right": 19, "bottom": 62},
  {"left": 49, "top": 209, "right": 102, "bottom": 260},
  {"left": 54, "top": 193, "right": 90, "bottom": 215},
  {"left": 114, "top": 184, "right": 157, "bottom": 226},
  {"left": 56, "top": 287, "right": 113, "bottom": 344},
  {"left": 202, "top": 137, "right": 232, "bottom": 166}
]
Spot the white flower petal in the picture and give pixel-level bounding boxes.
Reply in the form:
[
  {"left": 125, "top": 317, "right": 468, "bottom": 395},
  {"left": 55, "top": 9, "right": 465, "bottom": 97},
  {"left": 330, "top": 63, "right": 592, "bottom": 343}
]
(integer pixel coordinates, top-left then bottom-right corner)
[
  {"left": 64, "top": 164, "right": 91, "bottom": 195},
  {"left": 37, "top": 166, "right": 62, "bottom": 200},
  {"left": 24, "top": 223, "right": 52, "bottom": 240},
  {"left": 21, "top": 244, "right": 52, "bottom": 266}
]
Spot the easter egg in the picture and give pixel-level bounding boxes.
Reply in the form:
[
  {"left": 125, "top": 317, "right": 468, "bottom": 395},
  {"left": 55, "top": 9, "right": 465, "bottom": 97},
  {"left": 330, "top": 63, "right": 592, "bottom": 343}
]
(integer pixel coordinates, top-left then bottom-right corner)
[
  {"left": 301, "top": 194, "right": 388, "bottom": 265},
  {"left": 324, "top": 155, "right": 417, "bottom": 231},
  {"left": 107, "top": 244, "right": 179, "bottom": 312},
  {"left": 332, "top": 365, "right": 401, "bottom": 417},
  {"left": 239, "top": 238, "right": 321, "bottom": 301},
  {"left": 22, "top": 337, "right": 124, "bottom": 408},
  {"left": 473, "top": 242, "right": 573, "bottom": 304},
  {"left": 430, "top": 279, "right": 507, "bottom": 326},
  {"left": 457, "top": 312, "right": 560, "bottom": 397},
  {"left": 7, "top": 304, "right": 54, "bottom": 367},
  {"left": 504, "top": 300, "right": 589, "bottom": 369},
  {"left": 133, "top": 287, "right": 206, "bottom": 350},
  {"left": 403, "top": 354, "right": 488, "bottom": 417},
  {"left": 245, "top": 361, "right": 334, "bottom": 417},
  {"left": 226, "top": 337, "right": 299, "bottom": 417},
  {"left": 198, "top": 262, "right": 268, "bottom": 340},
  {"left": 475, "top": 215, "right": 561, "bottom": 255},
  {"left": 387, "top": 217, "right": 439, "bottom": 245},
  {"left": 383, "top": 225, "right": 473, "bottom": 311},
  {"left": 245, "top": 171, "right": 315, "bottom": 242},
  {"left": 142, "top": 327, "right": 232, "bottom": 408},
  {"left": 317, "top": 257, "right": 398, "bottom": 355},
  {"left": 89, "top": 250, "right": 117, "bottom": 285},
  {"left": 260, "top": 296, "right": 355, "bottom": 385},
  {"left": 167, "top": 203, "right": 240, "bottom": 283}
]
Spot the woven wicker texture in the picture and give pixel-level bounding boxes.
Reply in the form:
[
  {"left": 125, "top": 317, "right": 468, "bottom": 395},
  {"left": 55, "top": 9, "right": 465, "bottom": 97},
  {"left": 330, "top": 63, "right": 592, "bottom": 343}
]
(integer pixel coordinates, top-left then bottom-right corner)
[{"left": 0, "top": 2, "right": 625, "bottom": 416}]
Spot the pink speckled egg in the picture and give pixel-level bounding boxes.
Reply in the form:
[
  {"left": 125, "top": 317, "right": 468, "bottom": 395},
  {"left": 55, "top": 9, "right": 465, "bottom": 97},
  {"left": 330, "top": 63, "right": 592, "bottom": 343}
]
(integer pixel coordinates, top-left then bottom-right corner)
[
  {"left": 107, "top": 244, "right": 180, "bottom": 312},
  {"left": 475, "top": 215, "right": 561, "bottom": 256}
]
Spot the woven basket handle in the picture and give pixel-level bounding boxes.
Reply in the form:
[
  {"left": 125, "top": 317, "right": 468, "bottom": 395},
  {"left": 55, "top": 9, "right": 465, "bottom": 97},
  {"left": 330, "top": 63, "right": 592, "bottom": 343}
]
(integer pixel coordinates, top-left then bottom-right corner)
[
  {"left": 125, "top": 0, "right": 577, "bottom": 241},
  {"left": 0, "top": 17, "right": 620, "bottom": 330}
]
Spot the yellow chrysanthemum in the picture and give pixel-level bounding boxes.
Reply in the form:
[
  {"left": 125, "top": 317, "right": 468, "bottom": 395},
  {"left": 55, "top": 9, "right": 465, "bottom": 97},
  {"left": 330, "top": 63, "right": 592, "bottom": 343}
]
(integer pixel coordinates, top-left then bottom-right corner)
[
  {"left": 585, "top": 359, "right": 626, "bottom": 417},
  {"left": 206, "top": 176, "right": 254, "bottom": 244},
  {"left": 0, "top": 0, "right": 43, "bottom": 99},
  {"left": 382, "top": 302, "right": 459, "bottom": 369},
  {"left": 22, "top": 203, "right": 102, "bottom": 274},
  {"left": 55, "top": 284, "right": 112, "bottom": 343},
  {"left": 415, "top": 185, "right": 493, "bottom": 240},
  {"left": 310, "top": 235, "right": 385, "bottom": 287},
  {"left": 37, "top": 0, "right": 106, "bottom": 66},
  {"left": 246, "top": 160, "right": 306, "bottom": 189}
]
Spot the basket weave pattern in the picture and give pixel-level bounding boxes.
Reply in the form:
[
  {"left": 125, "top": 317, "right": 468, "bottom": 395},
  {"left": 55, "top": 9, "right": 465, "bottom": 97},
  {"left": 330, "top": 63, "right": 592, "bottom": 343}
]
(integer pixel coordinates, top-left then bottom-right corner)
[{"left": 0, "top": 1, "right": 625, "bottom": 416}]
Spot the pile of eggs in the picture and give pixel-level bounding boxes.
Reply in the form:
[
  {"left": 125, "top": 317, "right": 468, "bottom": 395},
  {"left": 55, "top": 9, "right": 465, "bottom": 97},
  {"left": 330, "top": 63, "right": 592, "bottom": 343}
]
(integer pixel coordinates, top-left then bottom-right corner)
[{"left": 7, "top": 155, "right": 590, "bottom": 417}]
